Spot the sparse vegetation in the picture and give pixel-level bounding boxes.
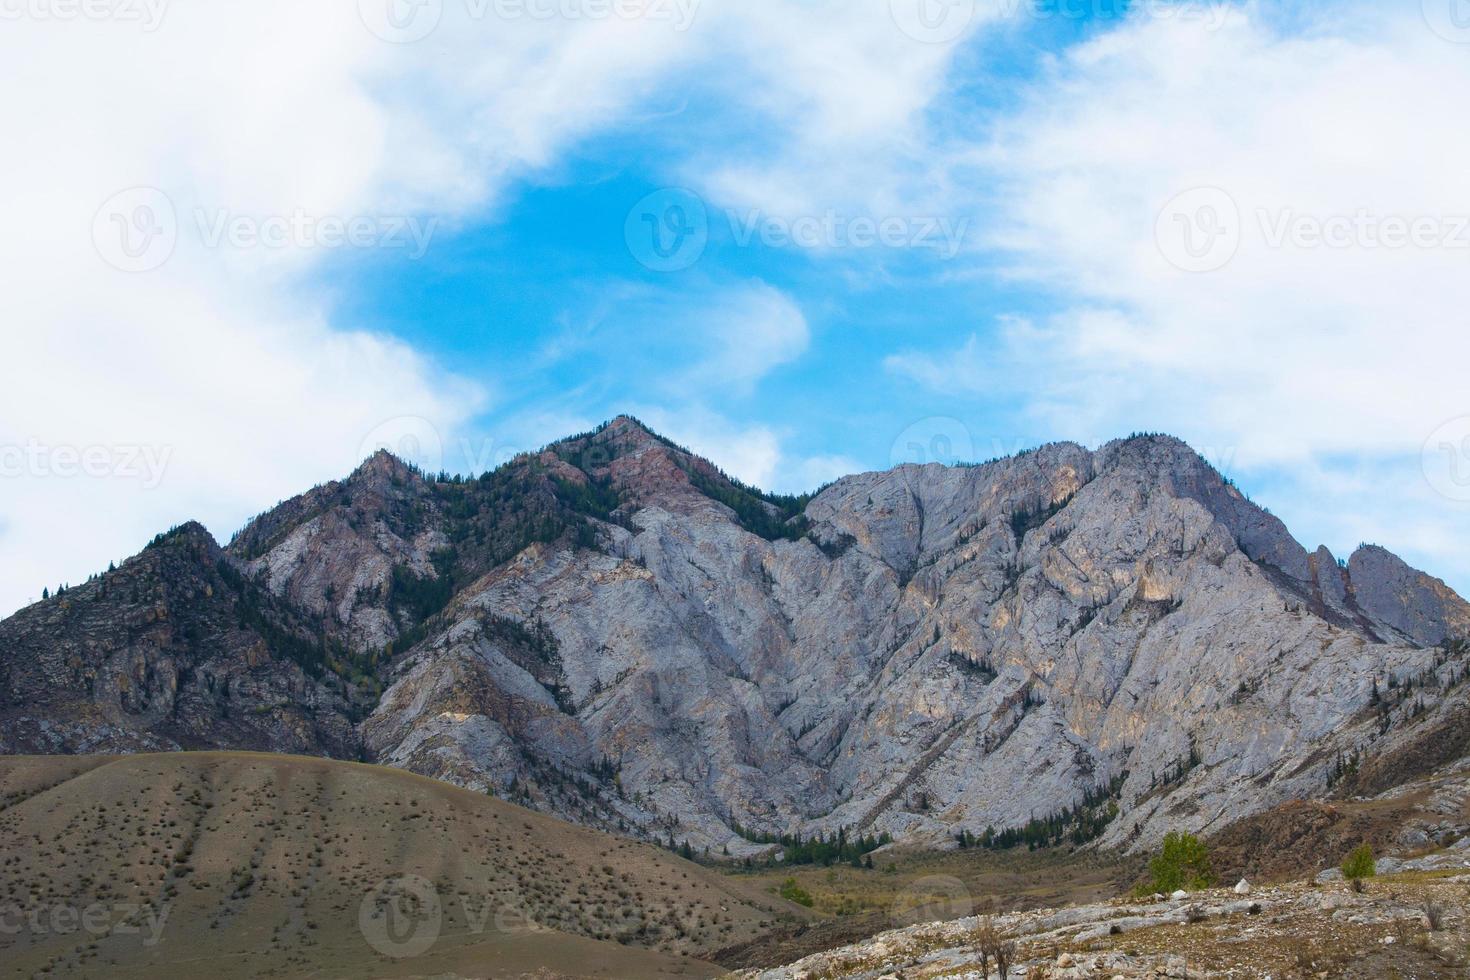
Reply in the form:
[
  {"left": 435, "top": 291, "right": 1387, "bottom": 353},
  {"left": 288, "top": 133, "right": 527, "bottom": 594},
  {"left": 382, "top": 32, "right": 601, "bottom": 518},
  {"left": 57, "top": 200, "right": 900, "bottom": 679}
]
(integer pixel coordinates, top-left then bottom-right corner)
[
  {"left": 1424, "top": 900, "right": 1445, "bottom": 930},
  {"left": 685, "top": 466, "right": 813, "bottom": 541},
  {"left": 777, "top": 877, "right": 814, "bottom": 907},
  {"left": 0, "top": 752, "right": 797, "bottom": 978},
  {"left": 970, "top": 773, "right": 1126, "bottom": 852}
]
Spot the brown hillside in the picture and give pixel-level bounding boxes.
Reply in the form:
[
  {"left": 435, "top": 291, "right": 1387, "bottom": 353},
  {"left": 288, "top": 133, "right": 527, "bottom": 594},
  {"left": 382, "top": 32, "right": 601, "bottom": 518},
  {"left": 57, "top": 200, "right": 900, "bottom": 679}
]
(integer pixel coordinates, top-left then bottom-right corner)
[{"left": 0, "top": 752, "right": 804, "bottom": 978}]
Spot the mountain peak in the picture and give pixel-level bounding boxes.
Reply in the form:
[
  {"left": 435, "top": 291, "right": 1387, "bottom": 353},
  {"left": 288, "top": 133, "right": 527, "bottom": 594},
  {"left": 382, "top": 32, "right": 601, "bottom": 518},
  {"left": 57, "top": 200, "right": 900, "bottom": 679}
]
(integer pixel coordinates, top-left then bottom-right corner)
[
  {"left": 147, "top": 520, "right": 219, "bottom": 552},
  {"left": 1347, "top": 544, "right": 1470, "bottom": 646},
  {"left": 351, "top": 447, "right": 418, "bottom": 482},
  {"left": 595, "top": 415, "right": 669, "bottom": 453}
]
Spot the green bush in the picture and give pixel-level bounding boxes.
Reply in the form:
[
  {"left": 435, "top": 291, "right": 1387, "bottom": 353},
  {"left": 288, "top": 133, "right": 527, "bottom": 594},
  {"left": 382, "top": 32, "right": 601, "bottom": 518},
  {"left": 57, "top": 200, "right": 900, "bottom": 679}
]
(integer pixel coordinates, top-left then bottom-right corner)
[
  {"left": 778, "top": 877, "right": 814, "bottom": 907},
  {"left": 1341, "top": 843, "right": 1375, "bottom": 881},
  {"left": 1139, "top": 831, "right": 1216, "bottom": 894}
]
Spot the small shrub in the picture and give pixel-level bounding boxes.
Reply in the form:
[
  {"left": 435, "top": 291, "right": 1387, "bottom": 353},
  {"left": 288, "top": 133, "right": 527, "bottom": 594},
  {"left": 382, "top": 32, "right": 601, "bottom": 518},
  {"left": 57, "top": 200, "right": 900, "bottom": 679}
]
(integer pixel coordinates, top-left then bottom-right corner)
[
  {"left": 1140, "top": 831, "right": 1216, "bottom": 894},
  {"left": 1341, "top": 843, "right": 1375, "bottom": 882},
  {"left": 975, "top": 917, "right": 1016, "bottom": 980},
  {"left": 777, "top": 877, "right": 813, "bottom": 907},
  {"left": 1425, "top": 901, "right": 1445, "bottom": 931}
]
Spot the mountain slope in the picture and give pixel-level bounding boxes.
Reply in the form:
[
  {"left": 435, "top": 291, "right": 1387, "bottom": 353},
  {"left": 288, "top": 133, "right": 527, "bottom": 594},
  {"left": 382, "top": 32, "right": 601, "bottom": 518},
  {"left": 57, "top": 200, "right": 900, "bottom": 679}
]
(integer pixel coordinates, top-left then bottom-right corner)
[
  {"left": 0, "top": 524, "right": 361, "bottom": 757},
  {"left": 0, "top": 752, "right": 799, "bottom": 978},
  {"left": 4, "top": 416, "right": 1469, "bottom": 857}
]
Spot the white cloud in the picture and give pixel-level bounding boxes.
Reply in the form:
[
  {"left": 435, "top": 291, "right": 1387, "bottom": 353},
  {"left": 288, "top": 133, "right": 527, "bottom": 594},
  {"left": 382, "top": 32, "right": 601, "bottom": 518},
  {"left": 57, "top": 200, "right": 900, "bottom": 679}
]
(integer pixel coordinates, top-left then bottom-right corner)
[
  {"left": 18, "top": 0, "right": 1465, "bottom": 613},
  {"left": 787, "top": 454, "right": 867, "bottom": 492},
  {"left": 884, "top": 2, "right": 1470, "bottom": 586},
  {"left": 971, "top": 4, "right": 1470, "bottom": 467},
  {"left": 0, "top": 4, "right": 753, "bottom": 614},
  {"left": 630, "top": 406, "right": 784, "bottom": 490},
  {"left": 683, "top": 282, "right": 810, "bottom": 393},
  {"left": 626, "top": 403, "right": 851, "bottom": 495},
  {"left": 687, "top": 1, "right": 1005, "bottom": 221}
]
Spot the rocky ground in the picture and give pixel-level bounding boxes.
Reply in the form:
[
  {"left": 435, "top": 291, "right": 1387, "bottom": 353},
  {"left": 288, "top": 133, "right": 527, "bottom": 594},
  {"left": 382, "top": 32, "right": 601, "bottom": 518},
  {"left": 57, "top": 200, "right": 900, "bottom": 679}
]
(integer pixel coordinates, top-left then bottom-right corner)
[{"left": 738, "top": 866, "right": 1470, "bottom": 979}]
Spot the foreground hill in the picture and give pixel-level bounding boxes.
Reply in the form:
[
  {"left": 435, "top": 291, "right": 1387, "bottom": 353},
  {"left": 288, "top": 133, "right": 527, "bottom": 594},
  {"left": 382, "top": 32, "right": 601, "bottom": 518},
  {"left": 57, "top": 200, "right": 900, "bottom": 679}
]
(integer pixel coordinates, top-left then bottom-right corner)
[
  {"left": 3, "top": 417, "right": 1469, "bottom": 855},
  {"left": 0, "top": 752, "right": 800, "bottom": 978}
]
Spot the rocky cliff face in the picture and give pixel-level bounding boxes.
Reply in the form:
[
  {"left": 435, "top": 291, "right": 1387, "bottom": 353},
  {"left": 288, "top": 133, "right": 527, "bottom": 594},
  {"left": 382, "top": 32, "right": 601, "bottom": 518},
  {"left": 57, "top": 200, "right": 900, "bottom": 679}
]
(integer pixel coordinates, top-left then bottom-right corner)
[
  {"left": 4, "top": 417, "right": 1468, "bottom": 855},
  {"left": 0, "top": 523, "right": 360, "bottom": 757}
]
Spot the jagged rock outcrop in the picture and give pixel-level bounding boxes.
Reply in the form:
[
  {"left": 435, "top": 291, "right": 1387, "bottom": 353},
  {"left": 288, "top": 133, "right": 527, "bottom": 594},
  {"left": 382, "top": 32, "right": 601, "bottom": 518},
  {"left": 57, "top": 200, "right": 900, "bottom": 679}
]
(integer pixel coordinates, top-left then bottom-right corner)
[
  {"left": 3, "top": 416, "right": 1468, "bottom": 857},
  {"left": 1348, "top": 544, "right": 1470, "bottom": 646}
]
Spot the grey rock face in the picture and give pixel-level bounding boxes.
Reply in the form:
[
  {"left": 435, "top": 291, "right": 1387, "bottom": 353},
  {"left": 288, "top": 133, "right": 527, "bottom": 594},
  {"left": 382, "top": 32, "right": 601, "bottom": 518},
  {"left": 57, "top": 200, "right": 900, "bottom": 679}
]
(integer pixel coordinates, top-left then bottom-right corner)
[
  {"left": 4, "top": 417, "right": 1469, "bottom": 858},
  {"left": 1348, "top": 544, "right": 1470, "bottom": 646}
]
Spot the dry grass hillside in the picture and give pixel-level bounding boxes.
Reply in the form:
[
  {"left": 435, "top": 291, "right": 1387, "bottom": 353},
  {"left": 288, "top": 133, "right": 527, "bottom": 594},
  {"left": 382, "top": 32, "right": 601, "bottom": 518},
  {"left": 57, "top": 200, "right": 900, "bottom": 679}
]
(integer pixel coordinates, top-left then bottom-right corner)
[{"left": 0, "top": 752, "right": 804, "bottom": 978}]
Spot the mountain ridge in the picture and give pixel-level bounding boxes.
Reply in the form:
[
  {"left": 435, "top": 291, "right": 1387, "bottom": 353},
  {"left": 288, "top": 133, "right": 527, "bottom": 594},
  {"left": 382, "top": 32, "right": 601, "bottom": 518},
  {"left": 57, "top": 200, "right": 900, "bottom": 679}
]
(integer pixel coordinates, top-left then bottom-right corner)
[{"left": 3, "top": 416, "right": 1469, "bottom": 858}]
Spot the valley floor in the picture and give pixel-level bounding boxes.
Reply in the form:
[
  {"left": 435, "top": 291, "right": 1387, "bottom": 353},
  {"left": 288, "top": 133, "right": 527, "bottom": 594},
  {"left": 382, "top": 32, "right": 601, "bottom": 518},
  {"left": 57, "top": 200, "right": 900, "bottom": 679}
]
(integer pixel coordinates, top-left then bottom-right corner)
[
  {"left": 717, "top": 847, "right": 1139, "bottom": 970},
  {"left": 737, "top": 869, "right": 1470, "bottom": 979}
]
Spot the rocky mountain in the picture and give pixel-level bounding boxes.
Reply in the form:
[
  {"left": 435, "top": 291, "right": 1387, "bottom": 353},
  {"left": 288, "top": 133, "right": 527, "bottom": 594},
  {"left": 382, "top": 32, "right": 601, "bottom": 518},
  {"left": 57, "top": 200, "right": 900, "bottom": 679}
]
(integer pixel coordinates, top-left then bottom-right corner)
[
  {"left": 0, "top": 522, "right": 360, "bottom": 757},
  {"left": 4, "top": 416, "right": 1469, "bottom": 857}
]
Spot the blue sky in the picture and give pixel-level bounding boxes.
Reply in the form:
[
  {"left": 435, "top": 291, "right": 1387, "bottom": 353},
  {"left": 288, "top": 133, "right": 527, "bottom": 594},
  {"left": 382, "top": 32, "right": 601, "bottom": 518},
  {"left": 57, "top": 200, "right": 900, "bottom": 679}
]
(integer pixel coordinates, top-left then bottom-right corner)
[{"left": 6, "top": 0, "right": 1470, "bottom": 612}]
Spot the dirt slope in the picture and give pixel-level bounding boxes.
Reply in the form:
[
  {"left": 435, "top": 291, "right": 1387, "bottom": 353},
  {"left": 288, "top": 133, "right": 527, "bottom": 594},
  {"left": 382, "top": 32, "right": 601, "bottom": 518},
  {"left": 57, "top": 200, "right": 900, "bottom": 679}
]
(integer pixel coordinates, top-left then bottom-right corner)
[{"left": 0, "top": 752, "right": 803, "bottom": 978}]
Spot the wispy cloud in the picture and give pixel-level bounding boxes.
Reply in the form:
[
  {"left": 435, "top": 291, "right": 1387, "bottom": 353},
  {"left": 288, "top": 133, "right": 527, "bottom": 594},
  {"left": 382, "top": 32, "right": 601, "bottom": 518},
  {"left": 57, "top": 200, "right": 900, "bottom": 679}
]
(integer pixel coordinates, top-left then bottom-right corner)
[{"left": 884, "top": 3, "right": 1470, "bottom": 585}]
